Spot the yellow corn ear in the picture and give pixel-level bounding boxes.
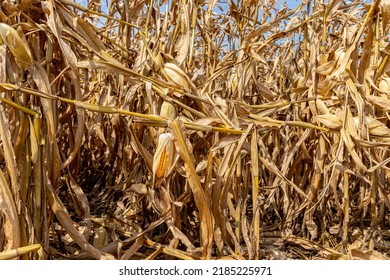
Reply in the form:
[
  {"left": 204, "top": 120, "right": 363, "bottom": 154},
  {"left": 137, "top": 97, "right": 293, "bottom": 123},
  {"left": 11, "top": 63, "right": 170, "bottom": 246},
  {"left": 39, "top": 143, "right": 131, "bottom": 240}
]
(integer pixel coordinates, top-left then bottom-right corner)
[{"left": 153, "top": 133, "right": 175, "bottom": 185}]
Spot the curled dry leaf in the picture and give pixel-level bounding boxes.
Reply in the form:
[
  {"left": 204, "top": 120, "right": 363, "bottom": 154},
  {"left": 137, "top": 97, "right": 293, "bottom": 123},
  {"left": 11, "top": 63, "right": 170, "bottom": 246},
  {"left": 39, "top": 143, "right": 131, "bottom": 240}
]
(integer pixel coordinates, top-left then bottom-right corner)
[
  {"left": 0, "top": 170, "right": 20, "bottom": 251},
  {"left": 350, "top": 248, "right": 390, "bottom": 260},
  {"left": 169, "top": 119, "right": 214, "bottom": 259},
  {"left": 381, "top": 0, "right": 390, "bottom": 33}
]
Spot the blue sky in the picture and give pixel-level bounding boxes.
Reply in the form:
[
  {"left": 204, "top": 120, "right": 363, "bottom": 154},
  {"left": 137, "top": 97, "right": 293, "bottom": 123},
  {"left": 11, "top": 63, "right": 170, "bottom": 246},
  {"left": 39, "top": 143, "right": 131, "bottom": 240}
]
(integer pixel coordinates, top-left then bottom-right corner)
[
  {"left": 76, "top": 0, "right": 304, "bottom": 53},
  {"left": 76, "top": 0, "right": 304, "bottom": 34},
  {"left": 79, "top": 0, "right": 303, "bottom": 16}
]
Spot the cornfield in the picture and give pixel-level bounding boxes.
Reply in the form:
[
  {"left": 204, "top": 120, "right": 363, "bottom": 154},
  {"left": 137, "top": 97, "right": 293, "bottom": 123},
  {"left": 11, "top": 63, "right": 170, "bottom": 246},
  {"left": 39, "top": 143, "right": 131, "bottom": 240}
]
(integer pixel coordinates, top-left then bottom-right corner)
[{"left": 0, "top": 0, "right": 389, "bottom": 260}]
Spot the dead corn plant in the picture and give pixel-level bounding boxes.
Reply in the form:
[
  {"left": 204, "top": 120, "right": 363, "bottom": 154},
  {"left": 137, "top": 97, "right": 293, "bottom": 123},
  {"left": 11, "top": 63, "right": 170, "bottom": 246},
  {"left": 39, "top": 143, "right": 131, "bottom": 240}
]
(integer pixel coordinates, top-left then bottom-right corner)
[{"left": 0, "top": 0, "right": 390, "bottom": 260}]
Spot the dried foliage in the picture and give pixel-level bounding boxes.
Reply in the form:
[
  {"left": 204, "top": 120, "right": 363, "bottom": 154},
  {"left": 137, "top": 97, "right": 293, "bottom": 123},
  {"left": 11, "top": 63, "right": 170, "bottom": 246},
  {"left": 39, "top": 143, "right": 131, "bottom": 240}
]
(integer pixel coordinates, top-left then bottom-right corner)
[{"left": 0, "top": 0, "right": 390, "bottom": 260}]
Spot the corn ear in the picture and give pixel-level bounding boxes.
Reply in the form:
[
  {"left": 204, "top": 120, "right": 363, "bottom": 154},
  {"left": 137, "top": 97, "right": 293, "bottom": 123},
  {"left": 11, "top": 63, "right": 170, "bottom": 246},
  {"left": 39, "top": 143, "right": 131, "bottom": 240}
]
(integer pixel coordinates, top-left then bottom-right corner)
[
  {"left": 130, "top": 183, "right": 148, "bottom": 195},
  {"left": 0, "top": 23, "right": 32, "bottom": 66},
  {"left": 367, "top": 95, "right": 390, "bottom": 110},
  {"left": 160, "top": 101, "right": 177, "bottom": 120},
  {"left": 353, "top": 116, "right": 390, "bottom": 137},
  {"left": 164, "top": 63, "right": 191, "bottom": 92},
  {"left": 153, "top": 133, "right": 175, "bottom": 185},
  {"left": 316, "top": 114, "right": 342, "bottom": 130},
  {"left": 335, "top": 47, "right": 346, "bottom": 64},
  {"left": 379, "top": 76, "right": 390, "bottom": 92},
  {"left": 316, "top": 99, "right": 331, "bottom": 114}
]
